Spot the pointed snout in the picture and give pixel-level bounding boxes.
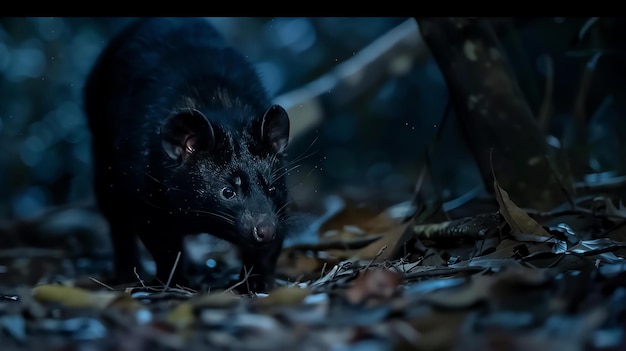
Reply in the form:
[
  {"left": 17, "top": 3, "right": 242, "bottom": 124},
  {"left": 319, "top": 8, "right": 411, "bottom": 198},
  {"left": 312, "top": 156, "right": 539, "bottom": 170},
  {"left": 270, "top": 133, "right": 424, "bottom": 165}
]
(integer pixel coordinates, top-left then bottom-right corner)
[
  {"left": 241, "top": 212, "right": 277, "bottom": 243},
  {"left": 253, "top": 219, "right": 276, "bottom": 242}
]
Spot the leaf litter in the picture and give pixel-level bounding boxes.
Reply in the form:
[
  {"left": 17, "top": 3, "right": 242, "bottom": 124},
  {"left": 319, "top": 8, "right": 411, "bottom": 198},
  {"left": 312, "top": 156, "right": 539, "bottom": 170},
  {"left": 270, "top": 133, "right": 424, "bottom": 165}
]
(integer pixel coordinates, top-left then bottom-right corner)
[{"left": 2, "top": 184, "right": 626, "bottom": 351}]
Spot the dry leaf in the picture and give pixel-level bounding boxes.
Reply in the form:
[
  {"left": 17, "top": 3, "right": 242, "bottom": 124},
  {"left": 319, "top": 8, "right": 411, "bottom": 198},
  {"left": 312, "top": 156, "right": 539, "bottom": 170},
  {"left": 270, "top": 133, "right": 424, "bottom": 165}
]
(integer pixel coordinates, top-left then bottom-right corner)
[
  {"left": 351, "top": 221, "right": 412, "bottom": 261},
  {"left": 319, "top": 201, "right": 381, "bottom": 235},
  {"left": 32, "top": 284, "right": 120, "bottom": 309},
  {"left": 167, "top": 301, "right": 194, "bottom": 329},
  {"left": 493, "top": 176, "right": 550, "bottom": 237},
  {"left": 319, "top": 199, "right": 405, "bottom": 244},
  {"left": 255, "top": 286, "right": 311, "bottom": 308},
  {"left": 289, "top": 199, "right": 413, "bottom": 268}
]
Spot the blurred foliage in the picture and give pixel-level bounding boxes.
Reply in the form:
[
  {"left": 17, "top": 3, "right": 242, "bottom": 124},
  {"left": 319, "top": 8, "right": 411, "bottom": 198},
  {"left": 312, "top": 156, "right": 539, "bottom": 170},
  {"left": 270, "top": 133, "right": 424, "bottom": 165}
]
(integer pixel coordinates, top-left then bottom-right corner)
[{"left": 0, "top": 17, "right": 625, "bottom": 220}]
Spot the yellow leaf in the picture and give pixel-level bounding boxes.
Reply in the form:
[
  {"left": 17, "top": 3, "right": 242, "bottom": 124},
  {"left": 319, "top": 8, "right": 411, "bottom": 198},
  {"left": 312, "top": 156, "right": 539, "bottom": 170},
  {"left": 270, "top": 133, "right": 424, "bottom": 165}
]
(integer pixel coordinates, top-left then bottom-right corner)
[
  {"left": 32, "top": 284, "right": 119, "bottom": 309},
  {"left": 255, "top": 286, "right": 311, "bottom": 307},
  {"left": 167, "top": 301, "right": 194, "bottom": 329}
]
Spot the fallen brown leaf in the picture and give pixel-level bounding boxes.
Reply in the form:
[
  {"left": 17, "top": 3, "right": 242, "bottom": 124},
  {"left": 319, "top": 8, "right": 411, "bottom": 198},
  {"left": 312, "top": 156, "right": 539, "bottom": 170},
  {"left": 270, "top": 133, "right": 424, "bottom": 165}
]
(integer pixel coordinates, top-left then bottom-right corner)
[
  {"left": 493, "top": 174, "right": 551, "bottom": 237},
  {"left": 351, "top": 221, "right": 412, "bottom": 261}
]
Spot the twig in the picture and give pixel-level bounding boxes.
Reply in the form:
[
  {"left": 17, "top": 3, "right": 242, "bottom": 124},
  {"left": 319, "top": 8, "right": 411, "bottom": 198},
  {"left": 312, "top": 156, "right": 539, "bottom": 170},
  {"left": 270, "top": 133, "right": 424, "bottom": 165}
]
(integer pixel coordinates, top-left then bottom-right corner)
[
  {"left": 330, "top": 261, "right": 352, "bottom": 280},
  {"left": 175, "top": 284, "right": 197, "bottom": 294},
  {"left": 223, "top": 266, "right": 253, "bottom": 294},
  {"left": 164, "top": 251, "right": 182, "bottom": 291},
  {"left": 89, "top": 277, "right": 115, "bottom": 291},
  {"left": 362, "top": 245, "right": 387, "bottom": 271},
  {"left": 403, "top": 266, "right": 485, "bottom": 281},
  {"left": 320, "top": 261, "right": 327, "bottom": 279},
  {"left": 134, "top": 267, "right": 146, "bottom": 288},
  {"left": 578, "top": 17, "right": 600, "bottom": 41}
]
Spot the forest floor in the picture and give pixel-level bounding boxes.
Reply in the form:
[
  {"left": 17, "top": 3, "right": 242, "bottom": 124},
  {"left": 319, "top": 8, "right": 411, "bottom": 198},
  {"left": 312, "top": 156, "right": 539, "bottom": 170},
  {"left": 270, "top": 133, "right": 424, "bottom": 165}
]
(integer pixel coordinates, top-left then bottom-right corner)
[{"left": 1, "top": 184, "right": 626, "bottom": 351}]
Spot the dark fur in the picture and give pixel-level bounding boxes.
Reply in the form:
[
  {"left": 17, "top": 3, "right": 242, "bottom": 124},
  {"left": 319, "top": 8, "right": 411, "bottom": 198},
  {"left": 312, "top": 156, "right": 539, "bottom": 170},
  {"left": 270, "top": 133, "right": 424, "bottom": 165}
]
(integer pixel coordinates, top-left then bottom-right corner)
[{"left": 83, "top": 17, "right": 291, "bottom": 292}]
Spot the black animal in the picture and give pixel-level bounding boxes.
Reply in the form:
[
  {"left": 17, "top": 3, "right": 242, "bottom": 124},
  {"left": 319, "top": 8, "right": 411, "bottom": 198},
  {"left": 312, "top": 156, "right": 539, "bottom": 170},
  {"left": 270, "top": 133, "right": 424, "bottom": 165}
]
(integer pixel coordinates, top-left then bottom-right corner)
[{"left": 83, "top": 17, "right": 291, "bottom": 292}]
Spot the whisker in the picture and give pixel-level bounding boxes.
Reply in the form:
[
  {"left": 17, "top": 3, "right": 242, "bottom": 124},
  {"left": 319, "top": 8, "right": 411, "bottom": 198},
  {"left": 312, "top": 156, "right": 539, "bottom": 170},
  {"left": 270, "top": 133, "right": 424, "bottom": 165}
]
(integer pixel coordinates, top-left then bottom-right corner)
[
  {"left": 139, "top": 195, "right": 172, "bottom": 212},
  {"left": 272, "top": 164, "right": 302, "bottom": 183},
  {"left": 276, "top": 135, "right": 318, "bottom": 173},
  {"left": 292, "top": 135, "right": 319, "bottom": 164},
  {"left": 304, "top": 167, "right": 317, "bottom": 178},
  {"left": 281, "top": 216, "right": 308, "bottom": 231},
  {"left": 143, "top": 171, "right": 185, "bottom": 192},
  {"left": 283, "top": 149, "right": 318, "bottom": 170},
  {"left": 276, "top": 200, "right": 294, "bottom": 217},
  {"left": 273, "top": 152, "right": 315, "bottom": 183},
  {"left": 184, "top": 209, "right": 236, "bottom": 225},
  {"left": 137, "top": 195, "right": 236, "bottom": 226}
]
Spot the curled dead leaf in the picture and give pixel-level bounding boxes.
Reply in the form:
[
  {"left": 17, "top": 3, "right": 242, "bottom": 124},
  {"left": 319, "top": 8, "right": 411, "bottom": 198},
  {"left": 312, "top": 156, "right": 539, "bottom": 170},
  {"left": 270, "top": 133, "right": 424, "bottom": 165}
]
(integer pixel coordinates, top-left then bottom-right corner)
[{"left": 320, "top": 199, "right": 408, "bottom": 248}]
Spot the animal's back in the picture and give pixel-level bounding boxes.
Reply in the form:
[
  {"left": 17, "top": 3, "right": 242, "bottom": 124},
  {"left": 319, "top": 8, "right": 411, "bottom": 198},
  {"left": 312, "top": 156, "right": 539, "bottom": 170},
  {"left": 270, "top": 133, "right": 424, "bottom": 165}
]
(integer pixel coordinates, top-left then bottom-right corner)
[{"left": 85, "top": 17, "right": 270, "bottom": 181}]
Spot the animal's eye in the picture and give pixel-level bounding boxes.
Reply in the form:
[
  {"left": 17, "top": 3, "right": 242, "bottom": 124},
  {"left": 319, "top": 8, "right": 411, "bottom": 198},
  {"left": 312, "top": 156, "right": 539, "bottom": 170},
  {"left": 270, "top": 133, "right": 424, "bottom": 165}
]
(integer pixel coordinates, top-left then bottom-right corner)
[
  {"left": 220, "top": 186, "right": 236, "bottom": 200},
  {"left": 268, "top": 186, "right": 276, "bottom": 196}
]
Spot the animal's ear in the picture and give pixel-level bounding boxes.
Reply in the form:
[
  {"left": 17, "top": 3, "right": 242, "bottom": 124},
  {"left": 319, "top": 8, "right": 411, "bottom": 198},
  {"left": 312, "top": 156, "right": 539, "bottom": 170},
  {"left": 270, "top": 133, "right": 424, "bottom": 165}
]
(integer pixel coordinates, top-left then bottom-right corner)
[
  {"left": 259, "top": 104, "right": 290, "bottom": 155},
  {"left": 160, "top": 109, "right": 216, "bottom": 161}
]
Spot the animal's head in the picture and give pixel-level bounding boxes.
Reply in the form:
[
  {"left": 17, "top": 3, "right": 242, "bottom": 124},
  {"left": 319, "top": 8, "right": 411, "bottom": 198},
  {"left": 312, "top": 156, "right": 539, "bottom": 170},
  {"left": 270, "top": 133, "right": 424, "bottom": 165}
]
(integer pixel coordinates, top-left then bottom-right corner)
[{"left": 159, "top": 104, "right": 290, "bottom": 245}]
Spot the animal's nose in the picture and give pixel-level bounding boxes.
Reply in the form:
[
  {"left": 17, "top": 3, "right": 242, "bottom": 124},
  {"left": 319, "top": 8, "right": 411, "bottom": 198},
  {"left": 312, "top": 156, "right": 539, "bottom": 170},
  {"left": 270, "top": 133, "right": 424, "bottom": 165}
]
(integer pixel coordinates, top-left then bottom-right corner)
[{"left": 253, "top": 220, "right": 276, "bottom": 242}]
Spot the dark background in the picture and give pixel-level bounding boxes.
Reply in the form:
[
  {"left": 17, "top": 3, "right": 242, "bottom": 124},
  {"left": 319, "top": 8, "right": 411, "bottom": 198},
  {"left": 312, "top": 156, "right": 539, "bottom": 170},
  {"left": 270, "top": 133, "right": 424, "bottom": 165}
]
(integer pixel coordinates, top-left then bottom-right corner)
[{"left": 0, "top": 17, "right": 624, "bottom": 222}]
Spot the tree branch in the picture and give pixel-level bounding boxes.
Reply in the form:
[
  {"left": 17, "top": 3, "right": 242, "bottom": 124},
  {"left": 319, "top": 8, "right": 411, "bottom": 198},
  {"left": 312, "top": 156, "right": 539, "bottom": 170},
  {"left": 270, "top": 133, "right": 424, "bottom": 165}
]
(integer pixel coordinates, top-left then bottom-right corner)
[{"left": 275, "top": 18, "right": 427, "bottom": 141}]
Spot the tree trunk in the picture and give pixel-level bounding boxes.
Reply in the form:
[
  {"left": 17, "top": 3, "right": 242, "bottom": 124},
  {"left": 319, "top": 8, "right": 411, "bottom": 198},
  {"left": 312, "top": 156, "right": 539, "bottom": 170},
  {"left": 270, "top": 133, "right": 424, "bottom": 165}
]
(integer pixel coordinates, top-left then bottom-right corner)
[{"left": 416, "top": 17, "right": 573, "bottom": 211}]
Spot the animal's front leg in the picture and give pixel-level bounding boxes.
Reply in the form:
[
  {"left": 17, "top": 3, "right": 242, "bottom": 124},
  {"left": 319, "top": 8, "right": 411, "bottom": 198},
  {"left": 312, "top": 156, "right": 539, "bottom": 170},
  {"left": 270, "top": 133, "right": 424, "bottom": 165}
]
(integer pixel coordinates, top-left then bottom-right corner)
[
  {"left": 239, "top": 240, "right": 283, "bottom": 293},
  {"left": 138, "top": 223, "right": 188, "bottom": 288}
]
